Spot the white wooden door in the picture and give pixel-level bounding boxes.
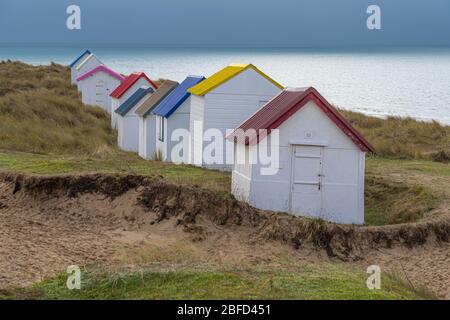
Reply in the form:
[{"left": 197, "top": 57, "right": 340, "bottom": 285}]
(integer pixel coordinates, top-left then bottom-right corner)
[{"left": 290, "top": 145, "right": 324, "bottom": 218}]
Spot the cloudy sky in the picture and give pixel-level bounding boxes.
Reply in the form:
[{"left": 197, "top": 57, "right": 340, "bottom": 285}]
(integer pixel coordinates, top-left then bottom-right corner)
[{"left": 0, "top": 0, "right": 449, "bottom": 47}]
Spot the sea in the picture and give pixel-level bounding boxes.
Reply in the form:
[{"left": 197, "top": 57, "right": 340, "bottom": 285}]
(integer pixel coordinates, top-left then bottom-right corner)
[{"left": 0, "top": 46, "right": 449, "bottom": 125}]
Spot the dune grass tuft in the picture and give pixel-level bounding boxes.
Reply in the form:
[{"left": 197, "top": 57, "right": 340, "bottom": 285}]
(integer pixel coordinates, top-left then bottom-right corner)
[
  {"left": 364, "top": 175, "right": 438, "bottom": 225},
  {"left": 340, "top": 109, "right": 449, "bottom": 160},
  {"left": 0, "top": 61, "right": 117, "bottom": 157}
]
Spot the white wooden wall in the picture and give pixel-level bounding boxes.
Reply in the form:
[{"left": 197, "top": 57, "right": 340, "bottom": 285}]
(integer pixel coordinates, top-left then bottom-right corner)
[
  {"left": 117, "top": 115, "right": 140, "bottom": 152},
  {"left": 189, "top": 94, "right": 205, "bottom": 165},
  {"left": 138, "top": 115, "right": 158, "bottom": 159},
  {"left": 117, "top": 94, "right": 152, "bottom": 152}
]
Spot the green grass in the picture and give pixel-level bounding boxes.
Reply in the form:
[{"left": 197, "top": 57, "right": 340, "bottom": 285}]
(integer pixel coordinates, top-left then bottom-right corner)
[
  {"left": 366, "top": 156, "right": 450, "bottom": 176},
  {"left": 364, "top": 175, "right": 438, "bottom": 225},
  {"left": 364, "top": 156, "right": 449, "bottom": 225},
  {"left": 0, "top": 264, "right": 430, "bottom": 300},
  {"left": 0, "top": 150, "right": 230, "bottom": 193}
]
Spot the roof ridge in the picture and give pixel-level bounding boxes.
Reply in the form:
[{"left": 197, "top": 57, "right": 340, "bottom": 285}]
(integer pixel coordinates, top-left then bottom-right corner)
[
  {"left": 134, "top": 80, "right": 179, "bottom": 117},
  {"left": 76, "top": 64, "right": 125, "bottom": 82},
  {"left": 75, "top": 53, "right": 99, "bottom": 71},
  {"left": 228, "top": 88, "right": 374, "bottom": 153},
  {"left": 69, "top": 49, "right": 91, "bottom": 68},
  {"left": 110, "top": 72, "right": 158, "bottom": 99},
  {"left": 153, "top": 76, "right": 206, "bottom": 118},
  {"left": 115, "top": 86, "right": 154, "bottom": 116},
  {"left": 188, "top": 63, "right": 282, "bottom": 96}
]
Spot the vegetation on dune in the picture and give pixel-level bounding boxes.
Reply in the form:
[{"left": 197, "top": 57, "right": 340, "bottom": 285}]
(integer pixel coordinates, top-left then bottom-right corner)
[
  {"left": 364, "top": 176, "right": 437, "bottom": 225},
  {"left": 341, "top": 109, "right": 449, "bottom": 161},
  {"left": 0, "top": 264, "right": 431, "bottom": 300},
  {"left": 0, "top": 61, "right": 117, "bottom": 156}
]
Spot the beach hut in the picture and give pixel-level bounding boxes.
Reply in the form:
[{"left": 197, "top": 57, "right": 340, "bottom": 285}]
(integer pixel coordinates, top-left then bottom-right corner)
[
  {"left": 227, "top": 87, "right": 374, "bottom": 225},
  {"left": 187, "top": 63, "right": 283, "bottom": 170},
  {"left": 115, "top": 86, "right": 154, "bottom": 152},
  {"left": 69, "top": 49, "right": 91, "bottom": 85},
  {"left": 76, "top": 65, "right": 125, "bottom": 112},
  {"left": 110, "top": 72, "right": 158, "bottom": 129},
  {"left": 74, "top": 53, "right": 103, "bottom": 91},
  {"left": 135, "top": 80, "right": 178, "bottom": 160},
  {"left": 152, "top": 76, "right": 205, "bottom": 163}
]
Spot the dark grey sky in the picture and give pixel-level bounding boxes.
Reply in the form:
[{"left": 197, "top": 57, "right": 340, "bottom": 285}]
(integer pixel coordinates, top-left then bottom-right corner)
[{"left": 0, "top": 0, "right": 449, "bottom": 47}]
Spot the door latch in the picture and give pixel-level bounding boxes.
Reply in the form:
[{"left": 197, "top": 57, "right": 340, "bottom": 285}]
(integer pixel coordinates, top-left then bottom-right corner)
[{"left": 318, "top": 174, "right": 324, "bottom": 190}]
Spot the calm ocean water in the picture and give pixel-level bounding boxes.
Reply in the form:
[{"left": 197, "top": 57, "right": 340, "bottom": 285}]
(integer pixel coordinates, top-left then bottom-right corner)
[{"left": 1, "top": 46, "right": 449, "bottom": 124}]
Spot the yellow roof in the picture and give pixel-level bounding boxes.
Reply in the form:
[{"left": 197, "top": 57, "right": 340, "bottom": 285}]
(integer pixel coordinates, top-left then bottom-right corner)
[{"left": 188, "top": 63, "right": 283, "bottom": 96}]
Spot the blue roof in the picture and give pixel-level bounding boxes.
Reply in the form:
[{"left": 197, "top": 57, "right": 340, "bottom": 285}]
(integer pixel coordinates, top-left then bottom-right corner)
[
  {"left": 69, "top": 49, "right": 92, "bottom": 68},
  {"left": 115, "top": 87, "right": 154, "bottom": 116},
  {"left": 153, "top": 76, "right": 205, "bottom": 118}
]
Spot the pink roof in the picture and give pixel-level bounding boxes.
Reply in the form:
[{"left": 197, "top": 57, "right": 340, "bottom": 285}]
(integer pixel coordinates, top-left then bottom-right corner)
[
  {"left": 76, "top": 65, "right": 125, "bottom": 82},
  {"left": 110, "top": 72, "right": 158, "bottom": 99},
  {"left": 227, "top": 87, "right": 374, "bottom": 153}
]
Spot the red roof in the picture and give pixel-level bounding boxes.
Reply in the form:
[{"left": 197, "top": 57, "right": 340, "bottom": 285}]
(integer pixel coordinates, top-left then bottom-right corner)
[
  {"left": 110, "top": 72, "right": 158, "bottom": 99},
  {"left": 227, "top": 87, "right": 374, "bottom": 153}
]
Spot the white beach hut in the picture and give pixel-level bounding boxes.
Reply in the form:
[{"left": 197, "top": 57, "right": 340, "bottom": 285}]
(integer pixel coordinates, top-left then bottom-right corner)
[
  {"left": 135, "top": 80, "right": 178, "bottom": 160},
  {"left": 76, "top": 65, "right": 125, "bottom": 112},
  {"left": 74, "top": 53, "right": 103, "bottom": 91},
  {"left": 110, "top": 72, "right": 158, "bottom": 129},
  {"left": 227, "top": 87, "right": 375, "bottom": 225},
  {"left": 187, "top": 63, "right": 283, "bottom": 170},
  {"left": 69, "top": 49, "right": 91, "bottom": 85},
  {"left": 152, "top": 76, "right": 205, "bottom": 163},
  {"left": 115, "top": 86, "right": 154, "bottom": 152}
]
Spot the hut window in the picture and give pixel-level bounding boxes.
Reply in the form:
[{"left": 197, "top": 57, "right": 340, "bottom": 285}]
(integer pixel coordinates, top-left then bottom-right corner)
[{"left": 158, "top": 116, "right": 165, "bottom": 142}]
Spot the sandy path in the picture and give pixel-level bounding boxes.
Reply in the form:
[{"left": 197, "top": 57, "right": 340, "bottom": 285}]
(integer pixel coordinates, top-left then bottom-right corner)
[{"left": 355, "top": 245, "right": 450, "bottom": 299}]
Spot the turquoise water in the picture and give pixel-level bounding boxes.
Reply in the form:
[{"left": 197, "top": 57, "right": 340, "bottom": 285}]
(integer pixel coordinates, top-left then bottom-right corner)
[{"left": 1, "top": 46, "right": 449, "bottom": 124}]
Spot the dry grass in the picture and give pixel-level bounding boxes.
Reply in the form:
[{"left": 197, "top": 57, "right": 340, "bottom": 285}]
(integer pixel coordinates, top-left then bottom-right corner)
[
  {"left": 0, "top": 61, "right": 117, "bottom": 157},
  {"left": 340, "top": 109, "right": 449, "bottom": 161},
  {"left": 364, "top": 175, "right": 438, "bottom": 225}
]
